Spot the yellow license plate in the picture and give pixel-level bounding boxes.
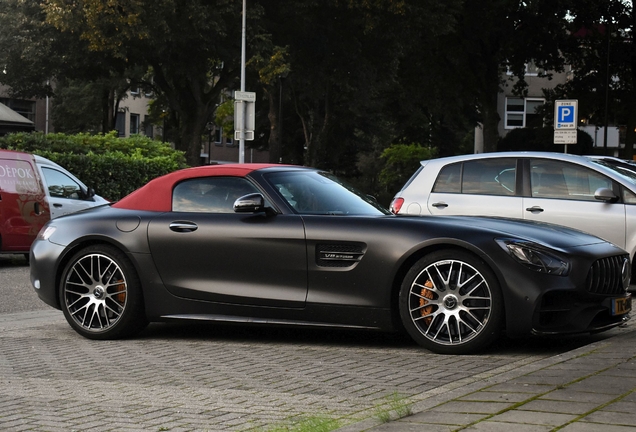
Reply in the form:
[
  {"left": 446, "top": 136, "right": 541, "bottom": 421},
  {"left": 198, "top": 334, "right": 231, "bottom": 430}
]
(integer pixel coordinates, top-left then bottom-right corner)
[{"left": 612, "top": 295, "right": 632, "bottom": 316}]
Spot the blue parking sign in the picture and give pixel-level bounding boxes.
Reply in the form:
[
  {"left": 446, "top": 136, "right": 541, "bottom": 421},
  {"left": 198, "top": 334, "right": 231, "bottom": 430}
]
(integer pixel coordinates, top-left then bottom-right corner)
[
  {"left": 558, "top": 106, "right": 574, "bottom": 123},
  {"left": 555, "top": 100, "right": 577, "bottom": 129}
]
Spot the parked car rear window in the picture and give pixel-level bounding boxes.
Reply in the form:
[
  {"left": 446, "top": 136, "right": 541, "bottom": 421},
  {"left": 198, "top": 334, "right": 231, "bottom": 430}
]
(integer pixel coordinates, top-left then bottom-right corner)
[
  {"left": 432, "top": 163, "right": 461, "bottom": 193},
  {"left": 433, "top": 159, "right": 516, "bottom": 196}
]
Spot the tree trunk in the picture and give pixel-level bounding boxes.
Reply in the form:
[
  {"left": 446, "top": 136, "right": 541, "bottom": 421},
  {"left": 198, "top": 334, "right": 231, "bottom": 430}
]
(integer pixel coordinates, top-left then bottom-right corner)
[
  {"left": 625, "top": 105, "right": 636, "bottom": 161},
  {"left": 175, "top": 111, "right": 208, "bottom": 167},
  {"left": 481, "top": 92, "right": 501, "bottom": 153},
  {"left": 265, "top": 85, "right": 281, "bottom": 163}
]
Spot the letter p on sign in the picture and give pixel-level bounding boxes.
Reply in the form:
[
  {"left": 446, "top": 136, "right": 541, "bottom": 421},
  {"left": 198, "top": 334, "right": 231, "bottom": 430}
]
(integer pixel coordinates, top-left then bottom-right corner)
[{"left": 559, "top": 106, "right": 573, "bottom": 123}]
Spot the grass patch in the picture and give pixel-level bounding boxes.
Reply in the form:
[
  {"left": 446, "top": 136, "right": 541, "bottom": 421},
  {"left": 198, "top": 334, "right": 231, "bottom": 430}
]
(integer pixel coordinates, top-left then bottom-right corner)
[
  {"left": 261, "top": 416, "right": 342, "bottom": 432},
  {"left": 374, "top": 392, "right": 413, "bottom": 423}
]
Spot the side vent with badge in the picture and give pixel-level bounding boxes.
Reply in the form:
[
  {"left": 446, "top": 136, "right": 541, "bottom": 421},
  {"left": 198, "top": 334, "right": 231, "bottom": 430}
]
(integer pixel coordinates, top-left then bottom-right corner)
[{"left": 316, "top": 243, "right": 366, "bottom": 268}]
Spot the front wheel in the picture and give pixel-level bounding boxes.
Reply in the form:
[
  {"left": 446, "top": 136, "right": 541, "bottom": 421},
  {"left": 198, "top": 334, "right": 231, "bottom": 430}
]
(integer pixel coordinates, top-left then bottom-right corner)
[
  {"left": 59, "top": 244, "right": 148, "bottom": 339},
  {"left": 399, "top": 250, "right": 503, "bottom": 354}
]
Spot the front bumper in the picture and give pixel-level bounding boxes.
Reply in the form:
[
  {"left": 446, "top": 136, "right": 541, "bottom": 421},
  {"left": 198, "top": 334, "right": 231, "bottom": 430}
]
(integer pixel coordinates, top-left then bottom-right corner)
[
  {"left": 532, "top": 291, "right": 631, "bottom": 335},
  {"left": 30, "top": 238, "right": 66, "bottom": 310}
]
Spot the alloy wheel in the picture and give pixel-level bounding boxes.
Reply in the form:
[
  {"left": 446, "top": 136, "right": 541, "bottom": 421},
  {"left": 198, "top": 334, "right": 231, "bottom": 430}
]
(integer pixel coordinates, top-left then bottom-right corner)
[
  {"left": 407, "top": 259, "right": 492, "bottom": 346},
  {"left": 63, "top": 253, "right": 128, "bottom": 332}
]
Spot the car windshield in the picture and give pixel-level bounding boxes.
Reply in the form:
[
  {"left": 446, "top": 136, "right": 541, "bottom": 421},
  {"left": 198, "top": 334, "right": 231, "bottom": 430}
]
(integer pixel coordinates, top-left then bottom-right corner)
[
  {"left": 590, "top": 159, "right": 636, "bottom": 187},
  {"left": 265, "top": 170, "right": 390, "bottom": 215}
]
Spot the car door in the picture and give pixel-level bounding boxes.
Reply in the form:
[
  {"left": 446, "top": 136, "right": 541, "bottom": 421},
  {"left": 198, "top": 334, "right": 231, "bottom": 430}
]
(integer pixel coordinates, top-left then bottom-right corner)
[
  {"left": 522, "top": 158, "right": 626, "bottom": 249},
  {"left": 0, "top": 153, "right": 50, "bottom": 251},
  {"left": 38, "top": 165, "right": 95, "bottom": 218},
  {"left": 426, "top": 158, "right": 524, "bottom": 218},
  {"left": 147, "top": 176, "right": 308, "bottom": 308}
]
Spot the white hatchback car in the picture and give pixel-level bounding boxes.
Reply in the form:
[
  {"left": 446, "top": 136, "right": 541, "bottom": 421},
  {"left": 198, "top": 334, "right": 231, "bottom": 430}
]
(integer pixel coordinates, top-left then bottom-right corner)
[
  {"left": 34, "top": 155, "right": 109, "bottom": 218},
  {"left": 391, "top": 151, "right": 636, "bottom": 278}
]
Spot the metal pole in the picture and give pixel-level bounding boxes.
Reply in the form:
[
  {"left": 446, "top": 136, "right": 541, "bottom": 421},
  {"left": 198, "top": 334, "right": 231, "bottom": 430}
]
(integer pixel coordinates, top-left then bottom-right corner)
[
  {"left": 239, "top": 0, "right": 246, "bottom": 163},
  {"left": 45, "top": 80, "right": 49, "bottom": 134},
  {"left": 603, "top": 22, "right": 611, "bottom": 154}
]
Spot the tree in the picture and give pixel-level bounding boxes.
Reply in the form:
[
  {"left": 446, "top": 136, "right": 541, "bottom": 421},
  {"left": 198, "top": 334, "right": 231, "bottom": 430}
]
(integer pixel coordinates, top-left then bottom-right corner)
[
  {"left": 539, "top": 1, "right": 634, "bottom": 158},
  {"left": 253, "top": 0, "right": 462, "bottom": 170},
  {"left": 44, "top": 0, "right": 248, "bottom": 166},
  {"left": 51, "top": 77, "right": 131, "bottom": 134},
  {"left": 0, "top": 0, "right": 134, "bottom": 132}
]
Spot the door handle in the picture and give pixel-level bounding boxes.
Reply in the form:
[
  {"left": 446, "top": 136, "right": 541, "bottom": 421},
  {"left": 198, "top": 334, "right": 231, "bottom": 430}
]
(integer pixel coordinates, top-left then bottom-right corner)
[
  {"left": 169, "top": 222, "right": 198, "bottom": 232},
  {"left": 526, "top": 206, "right": 544, "bottom": 213},
  {"left": 432, "top": 202, "right": 448, "bottom": 209},
  {"left": 53, "top": 203, "right": 63, "bottom": 208}
]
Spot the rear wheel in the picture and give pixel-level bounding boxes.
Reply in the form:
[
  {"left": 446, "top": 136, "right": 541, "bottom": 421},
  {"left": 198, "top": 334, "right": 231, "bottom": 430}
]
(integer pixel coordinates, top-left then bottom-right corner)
[
  {"left": 59, "top": 244, "right": 147, "bottom": 339},
  {"left": 399, "top": 250, "right": 503, "bottom": 354}
]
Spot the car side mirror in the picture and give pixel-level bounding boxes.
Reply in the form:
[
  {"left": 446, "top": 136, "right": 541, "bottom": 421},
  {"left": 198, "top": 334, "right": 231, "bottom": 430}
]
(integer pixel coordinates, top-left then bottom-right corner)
[
  {"left": 234, "top": 193, "right": 271, "bottom": 214},
  {"left": 594, "top": 187, "right": 618, "bottom": 203},
  {"left": 86, "top": 187, "right": 96, "bottom": 199}
]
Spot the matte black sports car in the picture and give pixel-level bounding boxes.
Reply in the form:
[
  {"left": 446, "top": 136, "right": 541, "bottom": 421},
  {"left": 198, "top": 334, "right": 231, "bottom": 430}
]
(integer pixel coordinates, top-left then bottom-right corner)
[{"left": 30, "top": 164, "right": 632, "bottom": 354}]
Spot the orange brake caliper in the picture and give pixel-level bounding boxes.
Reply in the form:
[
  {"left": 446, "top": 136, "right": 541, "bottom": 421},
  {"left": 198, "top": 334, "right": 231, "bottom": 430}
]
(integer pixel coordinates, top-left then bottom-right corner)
[
  {"left": 113, "top": 281, "right": 126, "bottom": 304},
  {"left": 419, "top": 280, "right": 435, "bottom": 325}
]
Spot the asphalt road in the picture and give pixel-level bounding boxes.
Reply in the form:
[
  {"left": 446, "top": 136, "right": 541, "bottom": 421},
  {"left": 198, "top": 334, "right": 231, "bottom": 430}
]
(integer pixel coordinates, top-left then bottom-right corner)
[
  {"left": 0, "top": 254, "right": 50, "bottom": 314},
  {"left": 0, "top": 254, "right": 629, "bottom": 431}
]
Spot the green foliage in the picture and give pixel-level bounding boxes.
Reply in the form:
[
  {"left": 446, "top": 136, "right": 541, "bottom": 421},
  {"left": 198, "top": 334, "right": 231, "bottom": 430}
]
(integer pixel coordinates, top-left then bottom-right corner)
[
  {"left": 260, "top": 416, "right": 342, "bottom": 432},
  {"left": 497, "top": 127, "right": 595, "bottom": 155},
  {"left": 0, "top": 132, "right": 188, "bottom": 200},
  {"left": 374, "top": 392, "right": 414, "bottom": 423},
  {"left": 214, "top": 100, "right": 235, "bottom": 136},
  {"left": 379, "top": 143, "right": 437, "bottom": 194}
]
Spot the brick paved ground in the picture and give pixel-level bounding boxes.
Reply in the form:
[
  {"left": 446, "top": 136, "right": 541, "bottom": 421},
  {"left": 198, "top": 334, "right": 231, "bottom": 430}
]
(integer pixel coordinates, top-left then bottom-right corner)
[
  {"left": 357, "top": 319, "right": 636, "bottom": 432},
  {"left": 0, "top": 308, "right": 622, "bottom": 432}
]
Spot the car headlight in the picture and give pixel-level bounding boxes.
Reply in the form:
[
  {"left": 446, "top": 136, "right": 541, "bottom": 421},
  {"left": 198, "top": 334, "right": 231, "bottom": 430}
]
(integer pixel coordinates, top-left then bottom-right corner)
[
  {"left": 496, "top": 238, "right": 570, "bottom": 276},
  {"left": 37, "top": 225, "right": 57, "bottom": 241}
]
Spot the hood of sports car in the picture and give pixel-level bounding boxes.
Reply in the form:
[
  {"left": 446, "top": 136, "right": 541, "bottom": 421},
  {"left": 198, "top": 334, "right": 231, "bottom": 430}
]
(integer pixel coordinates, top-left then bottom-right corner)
[{"left": 406, "top": 215, "right": 616, "bottom": 250}]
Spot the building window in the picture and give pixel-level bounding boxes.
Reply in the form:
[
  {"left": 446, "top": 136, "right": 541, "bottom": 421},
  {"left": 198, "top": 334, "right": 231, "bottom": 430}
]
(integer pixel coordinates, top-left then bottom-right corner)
[
  {"left": 115, "top": 112, "right": 126, "bottom": 137},
  {"left": 130, "top": 86, "right": 140, "bottom": 96},
  {"left": 143, "top": 116, "right": 153, "bottom": 138},
  {"left": 506, "top": 61, "right": 544, "bottom": 77},
  {"left": 212, "top": 126, "right": 234, "bottom": 146},
  {"left": 505, "top": 97, "right": 545, "bottom": 129},
  {"left": 214, "top": 127, "right": 223, "bottom": 146},
  {"left": 0, "top": 98, "right": 36, "bottom": 122},
  {"left": 130, "top": 113, "right": 140, "bottom": 135}
]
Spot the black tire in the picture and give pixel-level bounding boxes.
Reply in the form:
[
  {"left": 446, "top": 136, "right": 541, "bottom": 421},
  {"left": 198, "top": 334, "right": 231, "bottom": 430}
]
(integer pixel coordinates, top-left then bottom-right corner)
[
  {"left": 399, "top": 250, "right": 503, "bottom": 354},
  {"left": 59, "top": 244, "right": 148, "bottom": 339}
]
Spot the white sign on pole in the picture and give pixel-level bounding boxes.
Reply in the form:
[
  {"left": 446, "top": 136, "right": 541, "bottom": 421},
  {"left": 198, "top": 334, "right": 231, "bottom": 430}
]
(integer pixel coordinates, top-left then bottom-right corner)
[
  {"left": 234, "top": 99, "right": 255, "bottom": 141},
  {"left": 235, "top": 91, "right": 256, "bottom": 102},
  {"left": 553, "top": 130, "right": 577, "bottom": 144}
]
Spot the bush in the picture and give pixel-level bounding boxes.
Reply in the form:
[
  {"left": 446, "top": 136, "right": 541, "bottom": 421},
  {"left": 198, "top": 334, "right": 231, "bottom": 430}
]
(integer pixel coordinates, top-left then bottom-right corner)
[
  {"left": 0, "top": 132, "right": 188, "bottom": 200},
  {"left": 379, "top": 143, "right": 438, "bottom": 195}
]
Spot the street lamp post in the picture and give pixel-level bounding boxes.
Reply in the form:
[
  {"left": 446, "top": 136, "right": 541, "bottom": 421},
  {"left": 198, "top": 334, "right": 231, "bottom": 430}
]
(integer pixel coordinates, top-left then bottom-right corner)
[
  {"left": 239, "top": 0, "right": 247, "bottom": 163},
  {"left": 206, "top": 122, "right": 214, "bottom": 164}
]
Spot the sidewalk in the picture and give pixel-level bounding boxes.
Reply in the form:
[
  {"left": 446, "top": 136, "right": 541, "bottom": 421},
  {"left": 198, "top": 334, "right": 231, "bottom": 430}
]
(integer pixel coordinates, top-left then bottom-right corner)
[{"left": 339, "top": 322, "right": 636, "bottom": 432}]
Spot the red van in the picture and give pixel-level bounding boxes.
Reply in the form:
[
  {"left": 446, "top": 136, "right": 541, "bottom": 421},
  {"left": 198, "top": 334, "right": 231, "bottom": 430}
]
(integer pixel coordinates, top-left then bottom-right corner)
[
  {"left": 0, "top": 150, "right": 50, "bottom": 254},
  {"left": 1, "top": 150, "right": 108, "bottom": 257}
]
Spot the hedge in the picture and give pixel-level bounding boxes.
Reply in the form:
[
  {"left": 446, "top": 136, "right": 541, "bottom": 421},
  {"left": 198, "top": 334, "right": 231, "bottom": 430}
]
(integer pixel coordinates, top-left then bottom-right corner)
[{"left": 0, "top": 132, "right": 188, "bottom": 201}]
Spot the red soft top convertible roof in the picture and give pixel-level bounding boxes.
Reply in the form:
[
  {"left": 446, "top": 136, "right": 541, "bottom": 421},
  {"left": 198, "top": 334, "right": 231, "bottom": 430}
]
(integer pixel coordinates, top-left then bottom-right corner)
[{"left": 113, "top": 164, "right": 279, "bottom": 211}]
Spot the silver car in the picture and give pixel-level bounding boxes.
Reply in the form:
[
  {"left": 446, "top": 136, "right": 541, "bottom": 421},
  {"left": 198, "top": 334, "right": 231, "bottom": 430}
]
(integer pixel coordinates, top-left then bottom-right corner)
[{"left": 391, "top": 151, "right": 636, "bottom": 279}]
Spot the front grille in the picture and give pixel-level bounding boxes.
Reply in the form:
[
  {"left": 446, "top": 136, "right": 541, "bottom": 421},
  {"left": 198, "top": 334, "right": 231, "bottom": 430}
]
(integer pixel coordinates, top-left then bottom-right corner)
[{"left": 586, "top": 255, "right": 629, "bottom": 295}]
